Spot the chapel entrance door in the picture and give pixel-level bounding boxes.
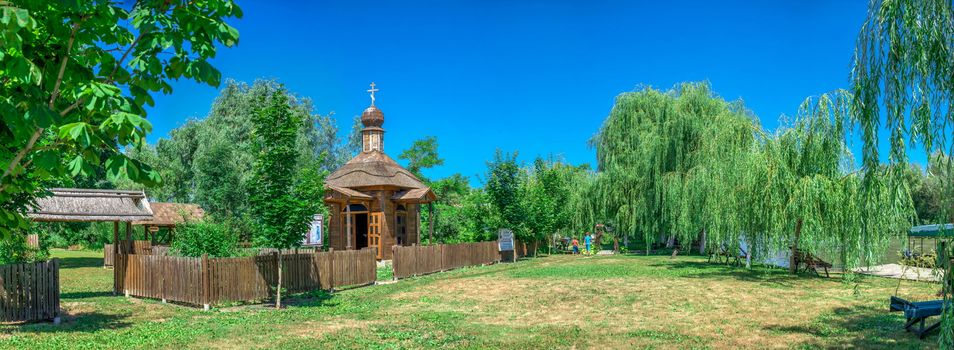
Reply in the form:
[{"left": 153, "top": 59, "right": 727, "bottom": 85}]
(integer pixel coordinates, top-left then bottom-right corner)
[{"left": 368, "top": 212, "right": 383, "bottom": 259}]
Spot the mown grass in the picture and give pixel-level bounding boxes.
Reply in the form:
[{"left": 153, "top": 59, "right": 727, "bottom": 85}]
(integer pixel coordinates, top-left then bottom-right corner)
[{"left": 0, "top": 249, "right": 942, "bottom": 349}]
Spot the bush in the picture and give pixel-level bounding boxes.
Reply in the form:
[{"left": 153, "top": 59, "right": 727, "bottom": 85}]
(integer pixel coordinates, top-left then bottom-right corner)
[
  {"left": 0, "top": 233, "right": 50, "bottom": 264},
  {"left": 171, "top": 220, "right": 239, "bottom": 257}
]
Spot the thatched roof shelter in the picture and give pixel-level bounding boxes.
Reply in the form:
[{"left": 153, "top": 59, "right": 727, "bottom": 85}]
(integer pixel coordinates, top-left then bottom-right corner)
[
  {"left": 133, "top": 202, "right": 205, "bottom": 228},
  {"left": 326, "top": 151, "right": 430, "bottom": 190},
  {"left": 27, "top": 188, "right": 153, "bottom": 222}
]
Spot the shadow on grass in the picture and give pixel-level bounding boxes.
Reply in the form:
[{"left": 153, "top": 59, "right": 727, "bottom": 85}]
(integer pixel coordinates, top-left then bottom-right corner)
[
  {"left": 9, "top": 311, "right": 132, "bottom": 334},
  {"left": 764, "top": 305, "right": 935, "bottom": 349},
  {"left": 60, "top": 291, "right": 113, "bottom": 300},
  {"left": 279, "top": 289, "right": 336, "bottom": 308},
  {"left": 58, "top": 257, "right": 104, "bottom": 269},
  {"left": 650, "top": 259, "right": 830, "bottom": 287}
]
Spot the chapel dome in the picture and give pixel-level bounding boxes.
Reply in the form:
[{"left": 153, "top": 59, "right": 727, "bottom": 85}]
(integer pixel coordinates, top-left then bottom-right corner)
[{"left": 361, "top": 106, "right": 384, "bottom": 127}]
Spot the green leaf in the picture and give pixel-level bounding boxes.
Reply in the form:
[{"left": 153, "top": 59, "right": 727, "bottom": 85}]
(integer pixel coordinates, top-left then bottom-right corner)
[
  {"left": 58, "top": 122, "right": 93, "bottom": 147},
  {"left": 27, "top": 105, "right": 57, "bottom": 128},
  {"left": 66, "top": 155, "right": 85, "bottom": 176},
  {"left": 14, "top": 8, "right": 29, "bottom": 28},
  {"left": 0, "top": 7, "right": 11, "bottom": 25}
]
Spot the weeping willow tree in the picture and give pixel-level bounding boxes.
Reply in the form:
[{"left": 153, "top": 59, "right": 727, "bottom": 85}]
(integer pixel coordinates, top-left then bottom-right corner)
[
  {"left": 576, "top": 82, "right": 911, "bottom": 274},
  {"left": 757, "top": 91, "right": 911, "bottom": 273},
  {"left": 850, "top": 0, "right": 954, "bottom": 346},
  {"left": 576, "top": 82, "right": 758, "bottom": 253}
]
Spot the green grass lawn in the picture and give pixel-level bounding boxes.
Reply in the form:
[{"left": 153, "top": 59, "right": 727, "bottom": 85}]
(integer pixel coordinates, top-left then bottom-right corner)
[{"left": 0, "top": 249, "right": 942, "bottom": 349}]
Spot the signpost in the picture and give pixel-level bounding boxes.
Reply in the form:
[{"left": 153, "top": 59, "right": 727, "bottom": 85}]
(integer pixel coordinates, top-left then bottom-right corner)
[
  {"left": 303, "top": 214, "right": 323, "bottom": 246},
  {"left": 498, "top": 228, "right": 515, "bottom": 262}
]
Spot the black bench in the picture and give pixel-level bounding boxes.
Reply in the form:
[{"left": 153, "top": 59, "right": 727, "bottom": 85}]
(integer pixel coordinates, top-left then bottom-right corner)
[{"left": 890, "top": 296, "right": 945, "bottom": 339}]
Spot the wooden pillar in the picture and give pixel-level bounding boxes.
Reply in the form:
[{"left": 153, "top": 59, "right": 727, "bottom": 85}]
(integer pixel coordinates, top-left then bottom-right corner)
[
  {"left": 379, "top": 192, "right": 387, "bottom": 258},
  {"left": 416, "top": 204, "right": 422, "bottom": 245},
  {"left": 113, "top": 221, "right": 119, "bottom": 295},
  {"left": 125, "top": 222, "right": 133, "bottom": 253},
  {"left": 428, "top": 202, "right": 434, "bottom": 245},
  {"left": 345, "top": 198, "right": 352, "bottom": 250}
]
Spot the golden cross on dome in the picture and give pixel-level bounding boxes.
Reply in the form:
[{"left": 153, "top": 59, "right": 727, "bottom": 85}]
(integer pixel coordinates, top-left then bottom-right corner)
[{"left": 367, "top": 82, "right": 379, "bottom": 106}]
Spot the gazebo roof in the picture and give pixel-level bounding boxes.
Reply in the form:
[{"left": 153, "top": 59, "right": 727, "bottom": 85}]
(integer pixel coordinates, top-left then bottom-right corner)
[
  {"left": 132, "top": 202, "right": 205, "bottom": 227},
  {"left": 326, "top": 151, "right": 429, "bottom": 190},
  {"left": 27, "top": 188, "right": 154, "bottom": 222},
  {"left": 909, "top": 224, "right": 954, "bottom": 238}
]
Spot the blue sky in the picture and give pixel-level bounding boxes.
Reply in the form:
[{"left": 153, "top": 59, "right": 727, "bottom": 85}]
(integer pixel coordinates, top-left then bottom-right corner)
[{"left": 146, "top": 0, "right": 912, "bottom": 183}]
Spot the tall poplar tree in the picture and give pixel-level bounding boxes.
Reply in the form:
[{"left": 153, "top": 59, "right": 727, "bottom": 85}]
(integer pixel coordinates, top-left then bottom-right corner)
[{"left": 249, "top": 88, "right": 325, "bottom": 309}]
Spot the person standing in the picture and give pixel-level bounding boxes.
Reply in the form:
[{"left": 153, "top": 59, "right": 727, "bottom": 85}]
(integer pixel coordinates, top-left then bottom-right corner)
[
  {"left": 571, "top": 237, "right": 580, "bottom": 254},
  {"left": 584, "top": 232, "right": 592, "bottom": 253}
]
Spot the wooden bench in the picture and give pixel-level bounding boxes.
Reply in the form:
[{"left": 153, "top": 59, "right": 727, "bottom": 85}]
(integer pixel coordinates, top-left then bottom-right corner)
[
  {"left": 794, "top": 250, "right": 832, "bottom": 277},
  {"left": 890, "top": 296, "right": 945, "bottom": 339},
  {"left": 707, "top": 246, "right": 742, "bottom": 266}
]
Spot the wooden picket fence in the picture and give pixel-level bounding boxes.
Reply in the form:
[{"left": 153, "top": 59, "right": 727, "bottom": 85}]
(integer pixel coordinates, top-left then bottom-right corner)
[
  {"left": 26, "top": 234, "right": 39, "bottom": 249},
  {"left": 0, "top": 259, "right": 60, "bottom": 322},
  {"left": 120, "top": 249, "right": 376, "bottom": 307},
  {"left": 104, "top": 240, "right": 157, "bottom": 267},
  {"left": 392, "top": 241, "right": 500, "bottom": 279}
]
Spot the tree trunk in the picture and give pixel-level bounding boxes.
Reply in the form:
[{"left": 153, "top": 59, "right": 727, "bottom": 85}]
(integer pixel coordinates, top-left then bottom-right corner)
[
  {"left": 790, "top": 219, "right": 802, "bottom": 275},
  {"left": 698, "top": 229, "right": 707, "bottom": 255},
  {"left": 666, "top": 234, "right": 675, "bottom": 248},
  {"left": 276, "top": 252, "right": 283, "bottom": 309},
  {"left": 613, "top": 236, "right": 619, "bottom": 253}
]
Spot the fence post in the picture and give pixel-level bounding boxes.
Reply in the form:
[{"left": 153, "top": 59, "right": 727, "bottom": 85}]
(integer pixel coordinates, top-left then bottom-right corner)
[
  {"left": 328, "top": 248, "right": 336, "bottom": 292},
  {"left": 160, "top": 254, "right": 166, "bottom": 303},
  {"left": 391, "top": 245, "right": 397, "bottom": 280},
  {"left": 52, "top": 258, "right": 61, "bottom": 325},
  {"left": 439, "top": 244, "right": 445, "bottom": 272},
  {"left": 313, "top": 248, "right": 319, "bottom": 290},
  {"left": 201, "top": 253, "right": 210, "bottom": 311}
]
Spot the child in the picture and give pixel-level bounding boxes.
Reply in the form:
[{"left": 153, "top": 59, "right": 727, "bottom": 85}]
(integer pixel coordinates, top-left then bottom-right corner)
[{"left": 571, "top": 237, "right": 580, "bottom": 254}]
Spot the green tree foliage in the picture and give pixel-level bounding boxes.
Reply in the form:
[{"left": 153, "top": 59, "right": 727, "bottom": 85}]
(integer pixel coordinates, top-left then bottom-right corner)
[
  {"left": 580, "top": 83, "right": 758, "bottom": 252},
  {"left": 119, "top": 80, "right": 339, "bottom": 235},
  {"left": 0, "top": 1, "right": 241, "bottom": 239},
  {"left": 248, "top": 87, "right": 326, "bottom": 308},
  {"left": 522, "top": 158, "right": 589, "bottom": 250},
  {"left": 399, "top": 136, "right": 445, "bottom": 181},
  {"left": 580, "top": 82, "right": 910, "bottom": 271},
  {"left": 484, "top": 150, "right": 528, "bottom": 239},
  {"left": 424, "top": 174, "right": 481, "bottom": 242},
  {"left": 170, "top": 220, "right": 239, "bottom": 258},
  {"left": 901, "top": 153, "right": 954, "bottom": 225},
  {"left": 249, "top": 88, "right": 325, "bottom": 248},
  {"left": 850, "top": 1, "right": 954, "bottom": 346}
]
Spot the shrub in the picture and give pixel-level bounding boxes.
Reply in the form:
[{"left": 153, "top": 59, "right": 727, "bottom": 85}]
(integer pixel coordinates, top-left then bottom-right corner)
[
  {"left": 171, "top": 220, "right": 239, "bottom": 258},
  {"left": 0, "top": 233, "right": 50, "bottom": 264}
]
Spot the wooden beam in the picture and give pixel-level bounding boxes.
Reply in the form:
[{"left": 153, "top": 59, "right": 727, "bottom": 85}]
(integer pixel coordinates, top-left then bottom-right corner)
[
  {"left": 112, "top": 221, "right": 119, "bottom": 295},
  {"left": 428, "top": 203, "right": 434, "bottom": 245},
  {"left": 125, "top": 221, "right": 132, "bottom": 253},
  {"left": 345, "top": 197, "right": 352, "bottom": 250}
]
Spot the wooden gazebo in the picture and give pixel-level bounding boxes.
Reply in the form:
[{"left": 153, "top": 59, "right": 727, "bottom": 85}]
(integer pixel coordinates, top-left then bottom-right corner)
[
  {"left": 323, "top": 84, "right": 437, "bottom": 260},
  {"left": 132, "top": 202, "right": 205, "bottom": 243},
  {"left": 27, "top": 188, "right": 154, "bottom": 294}
]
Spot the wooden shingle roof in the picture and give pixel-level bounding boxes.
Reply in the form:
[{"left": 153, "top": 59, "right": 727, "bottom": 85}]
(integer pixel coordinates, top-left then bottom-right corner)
[{"left": 132, "top": 202, "right": 205, "bottom": 226}]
